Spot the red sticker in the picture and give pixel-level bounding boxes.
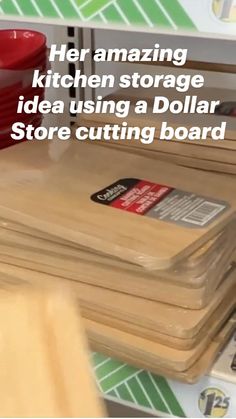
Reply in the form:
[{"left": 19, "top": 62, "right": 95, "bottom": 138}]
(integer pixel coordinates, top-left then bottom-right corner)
[{"left": 110, "top": 180, "right": 172, "bottom": 214}]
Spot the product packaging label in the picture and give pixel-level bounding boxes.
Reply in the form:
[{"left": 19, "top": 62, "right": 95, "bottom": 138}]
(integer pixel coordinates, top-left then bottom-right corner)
[{"left": 91, "top": 178, "right": 229, "bottom": 228}]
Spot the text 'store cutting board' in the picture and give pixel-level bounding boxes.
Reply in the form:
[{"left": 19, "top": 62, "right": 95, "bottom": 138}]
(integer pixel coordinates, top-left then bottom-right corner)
[
  {"left": 0, "top": 141, "right": 235, "bottom": 270},
  {"left": 85, "top": 86, "right": 236, "bottom": 141}
]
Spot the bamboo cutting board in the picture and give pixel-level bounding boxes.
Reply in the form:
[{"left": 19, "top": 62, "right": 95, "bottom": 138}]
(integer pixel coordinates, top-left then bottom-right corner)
[
  {"left": 0, "top": 216, "right": 235, "bottom": 284},
  {"left": 87, "top": 314, "right": 236, "bottom": 384},
  {"left": 128, "top": 149, "right": 236, "bottom": 175},
  {"left": 0, "top": 219, "right": 235, "bottom": 283},
  {"left": 0, "top": 222, "right": 235, "bottom": 305},
  {"left": 0, "top": 240, "right": 234, "bottom": 310},
  {"left": 93, "top": 87, "right": 236, "bottom": 141},
  {"left": 0, "top": 259, "right": 231, "bottom": 351},
  {"left": 0, "top": 217, "right": 76, "bottom": 246},
  {"left": 86, "top": 313, "right": 236, "bottom": 374},
  {"left": 98, "top": 142, "right": 236, "bottom": 175},
  {"left": 106, "top": 86, "right": 236, "bottom": 105},
  {"left": 0, "top": 262, "right": 234, "bottom": 341},
  {"left": 81, "top": 289, "right": 235, "bottom": 350},
  {"left": 0, "top": 141, "right": 235, "bottom": 270},
  {"left": 100, "top": 136, "right": 236, "bottom": 164},
  {"left": 0, "top": 285, "right": 105, "bottom": 417},
  {"left": 75, "top": 118, "right": 236, "bottom": 173},
  {"left": 0, "top": 218, "right": 235, "bottom": 294},
  {"left": 0, "top": 262, "right": 234, "bottom": 366},
  {"left": 80, "top": 101, "right": 236, "bottom": 141},
  {"left": 73, "top": 273, "right": 236, "bottom": 340},
  {"left": 1, "top": 261, "right": 232, "bottom": 350},
  {"left": 0, "top": 261, "right": 234, "bottom": 352},
  {"left": 0, "top": 250, "right": 230, "bottom": 311},
  {"left": 78, "top": 117, "right": 236, "bottom": 151}
]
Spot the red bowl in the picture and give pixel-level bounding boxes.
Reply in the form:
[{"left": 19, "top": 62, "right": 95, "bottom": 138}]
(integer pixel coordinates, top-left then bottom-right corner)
[
  {"left": 0, "top": 116, "right": 43, "bottom": 149},
  {"left": 0, "top": 67, "right": 47, "bottom": 100},
  {"left": 0, "top": 113, "right": 44, "bottom": 132},
  {"left": 0, "top": 102, "right": 44, "bottom": 130},
  {"left": 18, "top": 49, "right": 48, "bottom": 70},
  {"left": 1, "top": 88, "right": 45, "bottom": 114},
  {"left": 0, "top": 74, "right": 46, "bottom": 101},
  {"left": 0, "top": 115, "right": 43, "bottom": 142},
  {"left": 0, "top": 30, "right": 46, "bottom": 69},
  {"left": 0, "top": 56, "right": 47, "bottom": 98},
  {"left": 0, "top": 80, "right": 24, "bottom": 96},
  {"left": 13, "top": 52, "right": 48, "bottom": 72}
]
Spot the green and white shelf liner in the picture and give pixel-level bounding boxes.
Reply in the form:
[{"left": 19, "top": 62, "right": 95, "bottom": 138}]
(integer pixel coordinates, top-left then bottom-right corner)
[
  {"left": 92, "top": 336, "right": 236, "bottom": 419},
  {"left": 92, "top": 352, "right": 186, "bottom": 417},
  {"left": 0, "top": 0, "right": 235, "bottom": 38}
]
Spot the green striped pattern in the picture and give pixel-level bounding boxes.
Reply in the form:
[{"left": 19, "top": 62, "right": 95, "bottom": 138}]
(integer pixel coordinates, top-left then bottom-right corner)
[
  {"left": 92, "top": 352, "right": 186, "bottom": 417},
  {"left": 0, "top": 0, "right": 196, "bottom": 30}
]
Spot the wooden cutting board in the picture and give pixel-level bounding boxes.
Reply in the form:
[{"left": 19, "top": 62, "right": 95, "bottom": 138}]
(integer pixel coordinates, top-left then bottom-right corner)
[
  {"left": 78, "top": 117, "right": 236, "bottom": 151},
  {"left": 1, "top": 217, "right": 234, "bottom": 284},
  {"left": 73, "top": 273, "right": 236, "bottom": 340},
  {"left": 0, "top": 219, "right": 235, "bottom": 283},
  {"left": 141, "top": 151, "right": 236, "bottom": 175},
  {"left": 106, "top": 86, "right": 236, "bottom": 106},
  {"left": 0, "top": 141, "right": 235, "bottom": 270},
  {"left": 87, "top": 314, "right": 236, "bottom": 383},
  {"left": 0, "top": 227, "right": 89, "bottom": 261},
  {"left": 0, "top": 220, "right": 235, "bottom": 305},
  {"left": 107, "top": 86, "right": 236, "bottom": 127},
  {"left": 130, "top": 149, "right": 236, "bottom": 175},
  {"left": 0, "top": 239, "right": 234, "bottom": 310},
  {"left": 98, "top": 142, "right": 236, "bottom": 175},
  {"left": 0, "top": 285, "right": 105, "bottom": 417},
  {"left": 0, "top": 221, "right": 235, "bottom": 305},
  {"left": 0, "top": 261, "right": 234, "bottom": 352},
  {"left": 100, "top": 137, "right": 236, "bottom": 164},
  {"left": 78, "top": 112, "right": 236, "bottom": 173},
  {"left": 0, "top": 250, "right": 230, "bottom": 311},
  {"left": 85, "top": 313, "right": 236, "bottom": 374},
  {"left": 0, "top": 260, "right": 231, "bottom": 350},
  {"left": 75, "top": 118, "right": 236, "bottom": 173},
  {"left": 0, "top": 261, "right": 234, "bottom": 341},
  {"left": 0, "top": 258, "right": 221, "bottom": 350},
  {"left": 0, "top": 264, "right": 235, "bottom": 371},
  {"left": 0, "top": 217, "right": 76, "bottom": 246},
  {"left": 82, "top": 91, "right": 236, "bottom": 141},
  {"left": 81, "top": 288, "right": 235, "bottom": 350}
]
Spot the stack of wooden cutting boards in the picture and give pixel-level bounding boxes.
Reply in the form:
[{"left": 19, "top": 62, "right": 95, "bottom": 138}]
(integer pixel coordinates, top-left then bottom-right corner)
[
  {"left": 0, "top": 140, "right": 235, "bottom": 383},
  {"left": 78, "top": 86, "right": 236, "bottom": 175}
]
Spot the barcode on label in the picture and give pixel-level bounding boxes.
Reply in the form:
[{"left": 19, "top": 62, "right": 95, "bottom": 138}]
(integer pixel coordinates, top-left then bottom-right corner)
[{"left": 182, "top": 201, "right": 226, "bottom": 226}]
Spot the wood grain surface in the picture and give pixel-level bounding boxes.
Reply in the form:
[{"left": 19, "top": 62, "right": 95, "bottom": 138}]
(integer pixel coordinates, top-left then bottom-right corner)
[
  {"left": 0, "top": 285, "right": 105, "bottom": 417},
  {"left": 86, "top": 313, "right": 236, "bottom": 381},
  {"left": 0, "top": 141, "right": 234, "bottom": 270}
]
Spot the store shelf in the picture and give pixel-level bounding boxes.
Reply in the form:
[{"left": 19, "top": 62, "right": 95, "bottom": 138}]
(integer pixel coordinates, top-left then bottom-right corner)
[
  {"left": 94, "top": 333, "right": 236, "bottom": 418},
  {"left": 0, "top": 0, "right": 235, "bottom": 39}
]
